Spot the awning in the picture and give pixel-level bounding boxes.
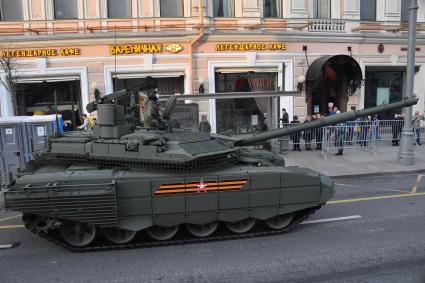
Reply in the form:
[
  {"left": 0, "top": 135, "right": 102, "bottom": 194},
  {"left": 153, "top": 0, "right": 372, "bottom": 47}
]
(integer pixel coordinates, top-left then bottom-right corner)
[
  {"left": 215, "top": 67, "right": 278, "bottom": 73},
  {"left": 16, "top": 76, "right": 80, "bottom": 83},
  {"left": 306, "top": 55, "right": 362, "bottom": 82},
  {"left": 113, "top": 72, "right": 185, "bottom": 79},
  {"left": 305, "top": 54, "right": 363, "bottom": 95}
]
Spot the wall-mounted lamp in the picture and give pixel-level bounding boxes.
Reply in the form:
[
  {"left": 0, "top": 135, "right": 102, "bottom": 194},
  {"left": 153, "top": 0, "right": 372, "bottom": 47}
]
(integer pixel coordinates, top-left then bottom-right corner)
[
  {"left": 297, "top": 75, "right": 306, "bottom": 92},
  {"left": 347, "top": 46, "right": 352, "bottom": 57}
]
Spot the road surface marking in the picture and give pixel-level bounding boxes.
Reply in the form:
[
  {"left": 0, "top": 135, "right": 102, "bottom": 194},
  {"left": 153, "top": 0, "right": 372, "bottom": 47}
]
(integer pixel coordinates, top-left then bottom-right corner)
[
  {"left": 0, "top": 214, "right": 21, "bottom": 222},
  {"left": 335, "top": 183, "right": 360, "bottom": 187},
  {"left": 411, "top": 175, "right": 423, "bottom": 194},
  {"left": 383, "top": 188, "right": 411, "bottom": 194},
  {"left": 0, "top": 243, "right": 20, "bottom": 249},
  {"left": 302, "top": 215, "right": 361, "bottom": 225},
  {"left": 0, "top": 225, "right": 24, "bottom": 229},
  {"left": 329, "top": 191, "right": 425, "bottom": 204}
]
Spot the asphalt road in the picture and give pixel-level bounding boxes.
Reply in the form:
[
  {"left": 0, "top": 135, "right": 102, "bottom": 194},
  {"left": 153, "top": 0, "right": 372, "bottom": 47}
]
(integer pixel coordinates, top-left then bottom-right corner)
[{"left": 1, "top": 173, "right": 425, "bottom": 283}]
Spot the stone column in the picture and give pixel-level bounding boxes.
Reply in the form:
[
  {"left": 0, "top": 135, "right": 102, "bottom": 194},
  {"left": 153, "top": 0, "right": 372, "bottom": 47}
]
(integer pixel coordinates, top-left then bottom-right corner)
[
  {"left": 242, "top": 0, "right": 260, "bottom": 17},
  {"left": 343, "top": 0, "right": 360, "bottom": 20},
  {"left": 283, "top": 0, "right": 308, "bottom": 18},
  {"left": 384, "top": 0, "right": 400, "bottom": 21}
]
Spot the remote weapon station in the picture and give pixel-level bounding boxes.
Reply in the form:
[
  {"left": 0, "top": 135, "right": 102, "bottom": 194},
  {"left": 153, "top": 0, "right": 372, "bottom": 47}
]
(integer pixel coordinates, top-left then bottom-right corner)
[{"left": 0, "top": 79, "right": 418, "bottom": 249}]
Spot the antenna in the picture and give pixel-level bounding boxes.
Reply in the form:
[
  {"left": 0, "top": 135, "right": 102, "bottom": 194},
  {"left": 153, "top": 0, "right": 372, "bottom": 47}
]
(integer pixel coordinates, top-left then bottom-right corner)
[
  {"left": 53, "top": 89, "right": 61, "bottom": 137},
  {"left": 114, "top": 25, "right": 117, "bottom": 91}
]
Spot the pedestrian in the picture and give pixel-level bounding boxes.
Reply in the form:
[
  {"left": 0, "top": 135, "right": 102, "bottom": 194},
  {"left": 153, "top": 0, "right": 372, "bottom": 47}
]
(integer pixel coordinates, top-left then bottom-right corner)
[
  {"left": 280, "top": 108, "right": 289, "bottom": 126},
  {"left": 303, "top": 115, "right": 313, "bottom": 150},
  {"left": 314, "top": 114, "right": 323, "bottom": 150},
  {"left": 290, "top": 115, "right": 301, "bottom": 151},
  {"left": 392, "top": 113, "right": 404, "bottom": 146},
  {"left": 371, "top": 114, "right": 380, "bottom": 141},
  {"left": 412, "top": 111, "right": 423, "bottom": 145},
  {"left": 77, "top": 114, "right": 90, "bottom": 131},
  {"left": 335, "top": 119, "right": 346, "bottom": 156},
  {"left": 346, "top": 120, "right": 355, "bottom": 145}
]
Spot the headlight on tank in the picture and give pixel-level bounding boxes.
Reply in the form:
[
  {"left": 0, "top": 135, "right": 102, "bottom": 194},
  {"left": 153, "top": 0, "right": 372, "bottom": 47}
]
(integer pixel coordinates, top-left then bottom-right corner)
[{"left": 320, "top": 175, "right": 335, "bottom": 203}]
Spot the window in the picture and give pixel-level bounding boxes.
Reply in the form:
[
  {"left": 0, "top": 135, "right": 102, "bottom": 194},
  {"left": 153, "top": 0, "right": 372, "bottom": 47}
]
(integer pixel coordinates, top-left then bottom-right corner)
[
  {"left": 213, "top": 0, "right": 235, "bottom": 17},
  {"left": 54, "top": 0, "right": 78, "bottom": 19},
  {"left": 263, "top": 0, "right": 281, "bottom": 18},
  {"left": 160, "top": 0, "right": 184, "bottom": 17},
  {"left": 401, "top": 0, "right": 409, "bottom": 22},
  {"left": 313, "top": 0, "right": 331, "bottom": 19},
  {"left": 108, "top": 0, "right": 132, "bottom": 18},
  {"left": 0, "top": 0, "right": 23, "bottom": 21},
  {"left": 360, "top": 0, "right": 376, "bottom": 21}
]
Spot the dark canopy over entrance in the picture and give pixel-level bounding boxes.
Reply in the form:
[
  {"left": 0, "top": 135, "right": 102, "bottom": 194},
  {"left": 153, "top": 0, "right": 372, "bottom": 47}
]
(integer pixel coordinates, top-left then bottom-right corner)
[{"left": 306, "top": 55, "right": 362, "bottom": 115}]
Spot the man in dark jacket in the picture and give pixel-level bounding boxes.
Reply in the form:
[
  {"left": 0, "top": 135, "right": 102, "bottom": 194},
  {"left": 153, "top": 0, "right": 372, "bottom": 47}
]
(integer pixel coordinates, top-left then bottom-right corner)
[
  {"left": 280, "top": 108, "right": 289, "bottom": 126},
  {"left": 290, "top": 115, "right": 301, "bottom": 151}
]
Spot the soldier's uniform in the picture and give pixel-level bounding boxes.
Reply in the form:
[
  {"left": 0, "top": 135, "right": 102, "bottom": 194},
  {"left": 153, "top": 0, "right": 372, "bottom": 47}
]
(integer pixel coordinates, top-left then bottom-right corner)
[{"left": 144, "top": 92, "right": 162, "bottom": 128}]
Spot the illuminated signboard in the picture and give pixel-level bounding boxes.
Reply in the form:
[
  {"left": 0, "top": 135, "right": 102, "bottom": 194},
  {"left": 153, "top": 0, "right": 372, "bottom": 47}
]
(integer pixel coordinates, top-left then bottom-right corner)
[
  {"left": 1, "top": 48, "right": 81, "bottom": 57},
  {"left": 216, "top": 42, "right": 286, "bottom": 51},
  {"left": 109, "top": 43, "right": 183, "bottom": 55}
]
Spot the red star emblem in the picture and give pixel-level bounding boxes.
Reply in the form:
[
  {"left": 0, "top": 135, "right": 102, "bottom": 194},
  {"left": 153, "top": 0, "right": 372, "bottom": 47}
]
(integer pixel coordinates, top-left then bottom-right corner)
[{"left": 196, "top": 178, "right": 207, "bottom": 193}]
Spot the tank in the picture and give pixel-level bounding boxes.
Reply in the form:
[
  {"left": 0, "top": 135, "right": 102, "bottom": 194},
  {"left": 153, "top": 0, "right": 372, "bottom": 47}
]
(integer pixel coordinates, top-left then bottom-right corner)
[{"left": 0, "top": 81, "right": 418, "bottom": 249}]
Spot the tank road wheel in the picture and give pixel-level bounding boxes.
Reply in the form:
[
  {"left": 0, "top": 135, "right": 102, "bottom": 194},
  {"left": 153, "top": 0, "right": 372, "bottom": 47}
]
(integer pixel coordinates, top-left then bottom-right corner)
[
  {"left": 265, "top": 213, "right": 294, "bottom": 230},
  {"left": 186, "top": 221, "right": 218, "bottom": 238},
  {"left": 225, "top": 218, "right": 256, "bottom": 234},
  {"left": 61, "top": 221, "right": 97, "bottom": 247},
  {"left": 104, "top": 228, "right": 137, "bottom": 244},
  {"left": 146, "top": 226, "right": 179, "bottom": 241}
]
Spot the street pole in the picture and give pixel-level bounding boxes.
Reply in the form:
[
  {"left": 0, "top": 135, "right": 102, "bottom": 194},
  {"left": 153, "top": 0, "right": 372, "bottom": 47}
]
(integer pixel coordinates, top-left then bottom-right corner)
[{"left": 398, "top": 0, "right": 418, "bottom": 165}]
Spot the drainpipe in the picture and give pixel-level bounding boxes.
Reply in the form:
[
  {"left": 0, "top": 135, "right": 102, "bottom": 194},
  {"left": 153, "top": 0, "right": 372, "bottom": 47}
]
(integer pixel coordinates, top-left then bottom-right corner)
[{"left": 188, "top": 0, "right": 205, "bottom": 94}]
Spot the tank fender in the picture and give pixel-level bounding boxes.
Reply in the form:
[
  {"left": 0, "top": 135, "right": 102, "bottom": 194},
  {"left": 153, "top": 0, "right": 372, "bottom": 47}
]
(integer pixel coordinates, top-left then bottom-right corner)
[
  {"left": 118, "top": 216, "right": 153, "bottom": 232},
  {"left": 320, "top": 174, "right": 335, "bottom": 203}
]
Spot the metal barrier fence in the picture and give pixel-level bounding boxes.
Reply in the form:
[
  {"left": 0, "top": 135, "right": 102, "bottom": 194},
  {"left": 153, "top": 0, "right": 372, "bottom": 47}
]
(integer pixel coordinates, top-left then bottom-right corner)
[{"left": 277, "top": 120, "right": 424, "bottom": 158}]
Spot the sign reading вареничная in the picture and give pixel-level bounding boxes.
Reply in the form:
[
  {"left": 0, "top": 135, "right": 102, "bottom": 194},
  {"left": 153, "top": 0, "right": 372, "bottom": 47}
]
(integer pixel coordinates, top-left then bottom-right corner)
[
  {"left": 215, "top": 42, "right": 286, "bottom": 51},
  {"left": 1, "top": 48, "right": 81, "bottom": 57},
  {"left": 109, "top": 43, "right": 162, "bottom": 55}
]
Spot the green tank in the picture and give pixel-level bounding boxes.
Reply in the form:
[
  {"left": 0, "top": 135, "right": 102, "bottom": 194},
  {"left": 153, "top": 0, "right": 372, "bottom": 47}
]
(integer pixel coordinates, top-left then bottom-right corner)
[{"left": 0, "top": 82, "right": 418, "bottom": 249}]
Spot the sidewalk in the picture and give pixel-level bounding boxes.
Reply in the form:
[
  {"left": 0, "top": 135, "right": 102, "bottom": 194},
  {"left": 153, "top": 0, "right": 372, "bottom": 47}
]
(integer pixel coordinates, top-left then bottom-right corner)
[{"left": 281, "top": 142, "right": 425, "bottom": 178}]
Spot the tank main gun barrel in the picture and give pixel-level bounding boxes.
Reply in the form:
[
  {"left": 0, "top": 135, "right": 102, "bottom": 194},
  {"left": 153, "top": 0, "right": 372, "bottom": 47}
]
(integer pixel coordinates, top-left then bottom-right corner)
[{"left": 235, "top": 97, "right": 419, "bottom": 147}]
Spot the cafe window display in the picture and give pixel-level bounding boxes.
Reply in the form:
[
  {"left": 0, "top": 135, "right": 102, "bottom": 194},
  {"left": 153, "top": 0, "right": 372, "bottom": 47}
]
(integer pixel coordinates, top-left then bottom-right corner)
[{"left": 215, "top": 72, "right": 277, "bottom": 134}]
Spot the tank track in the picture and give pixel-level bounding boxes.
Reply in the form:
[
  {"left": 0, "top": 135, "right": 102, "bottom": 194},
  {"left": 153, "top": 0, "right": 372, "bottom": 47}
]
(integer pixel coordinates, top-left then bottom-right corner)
[{"left": 24, "top": 206, "right": 320, "bottom": 252}]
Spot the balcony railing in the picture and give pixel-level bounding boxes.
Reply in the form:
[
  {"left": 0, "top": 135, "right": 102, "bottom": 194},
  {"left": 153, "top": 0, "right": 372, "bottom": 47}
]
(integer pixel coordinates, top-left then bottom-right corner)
[{"left": 308, "top": 20, "right": 345, "bottom": 32}]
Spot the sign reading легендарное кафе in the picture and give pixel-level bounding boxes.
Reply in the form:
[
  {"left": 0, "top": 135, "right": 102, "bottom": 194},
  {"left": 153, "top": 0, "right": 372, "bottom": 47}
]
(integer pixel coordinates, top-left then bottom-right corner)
[
  {"left": 1, "top": 48, "right": 81, "bottom": 57},
  {"left": 215, "top": 42, "right": 286, "bottom": 51}
]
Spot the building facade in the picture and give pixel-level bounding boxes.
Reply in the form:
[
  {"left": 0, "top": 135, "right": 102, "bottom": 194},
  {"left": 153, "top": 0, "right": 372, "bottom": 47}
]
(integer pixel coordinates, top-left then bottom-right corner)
[{"left": 0, "top": 0, "right": 424, "bottom": 133}]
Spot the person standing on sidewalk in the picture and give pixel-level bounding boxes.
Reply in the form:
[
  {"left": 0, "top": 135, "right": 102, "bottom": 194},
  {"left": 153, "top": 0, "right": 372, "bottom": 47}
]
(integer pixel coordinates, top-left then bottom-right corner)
[
  {"left": 392, "top": 113, "right": 404, "bottom": 146},
  {"left": 290, "top": 115, "right": 301, "bottom": 151},
  {"left": 412, "top": 110, "right": 423, "bottom": 145},
  {"left": 303, "top": 115, "right": 313, "bottom": 150},
  {"left": 313, "top": 114, "right": 323, "bottom": 150},
  {"left": 335, "top": 113, "right": 346, "bottom": 155},
  {"left": 280, "top": 108, "right": 289, "bottom": 126}
]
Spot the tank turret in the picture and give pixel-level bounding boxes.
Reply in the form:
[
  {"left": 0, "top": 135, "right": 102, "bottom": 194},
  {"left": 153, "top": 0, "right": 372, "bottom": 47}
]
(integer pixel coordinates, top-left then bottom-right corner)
[{"left": 235, "top": 97, "right": 419, "bottom": 146}]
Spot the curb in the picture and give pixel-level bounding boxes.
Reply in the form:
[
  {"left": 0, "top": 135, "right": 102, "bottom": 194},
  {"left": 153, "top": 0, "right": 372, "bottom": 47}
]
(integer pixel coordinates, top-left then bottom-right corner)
[{"left": 330, "top": 169, "right": 425, "bottom": 179}]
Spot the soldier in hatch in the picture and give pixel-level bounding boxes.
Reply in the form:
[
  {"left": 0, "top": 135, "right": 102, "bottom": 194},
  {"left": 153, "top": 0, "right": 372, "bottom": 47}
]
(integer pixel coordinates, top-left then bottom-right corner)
[{"left": 143, "top": 89, "right": 162, "bottom": 128}]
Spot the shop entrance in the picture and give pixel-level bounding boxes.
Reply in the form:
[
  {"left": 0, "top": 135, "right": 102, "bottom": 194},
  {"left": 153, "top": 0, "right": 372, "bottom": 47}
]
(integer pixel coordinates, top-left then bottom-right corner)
[
  {"left": 215, "top": 71, "right": 277, "bottom": 134},
  {"left": 113, "top": 76, "right": 184, "bottom": 94},
  {"left": 306, "top": 55, "right": 362, "bottom": 115},
  {"left": 16, "top": 79, "right": 82, "bottom": 126},
  {"left": 364, "top": 69, "right": 405, "bottom": 119}
]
